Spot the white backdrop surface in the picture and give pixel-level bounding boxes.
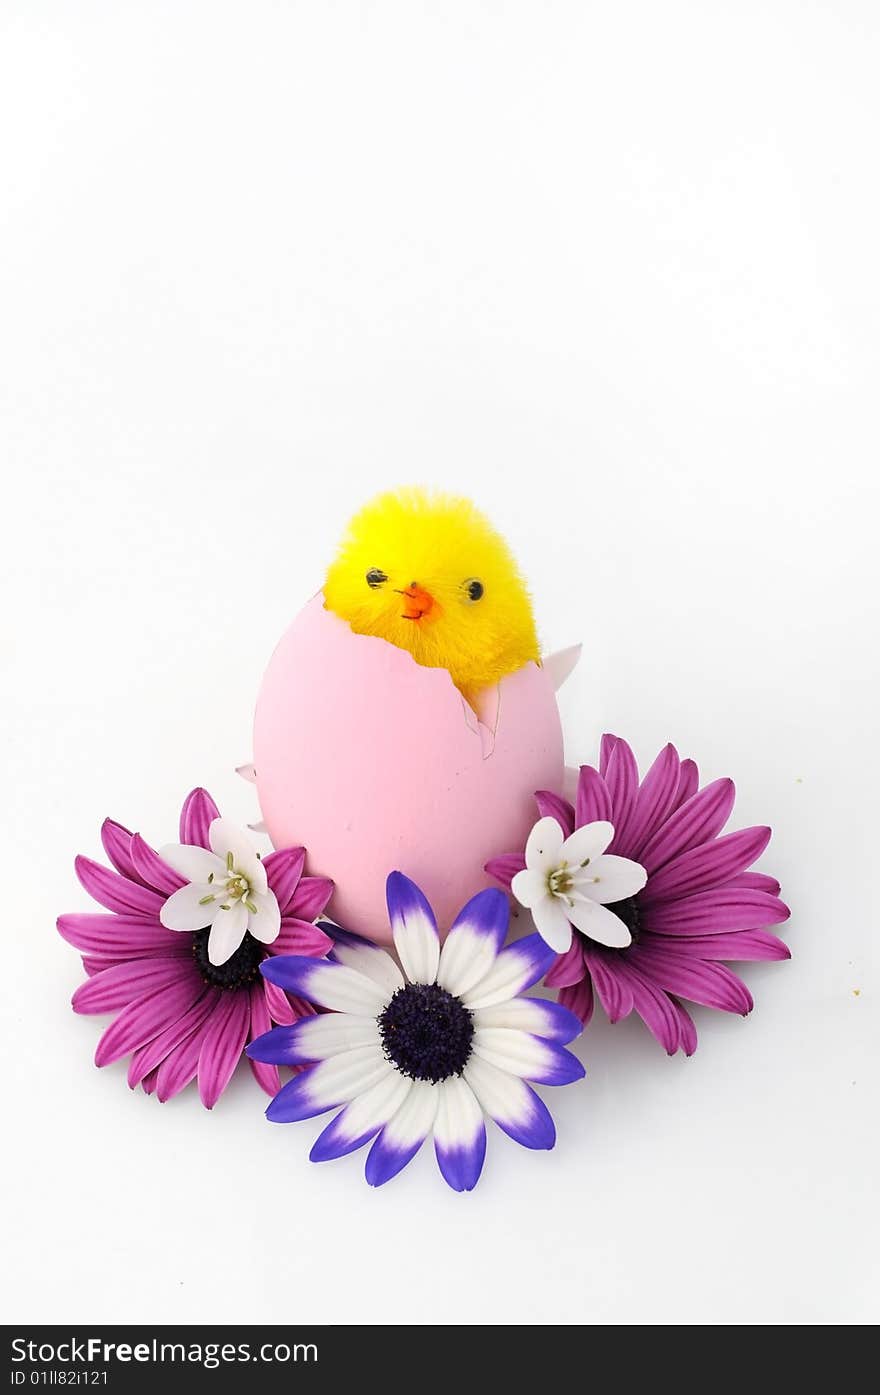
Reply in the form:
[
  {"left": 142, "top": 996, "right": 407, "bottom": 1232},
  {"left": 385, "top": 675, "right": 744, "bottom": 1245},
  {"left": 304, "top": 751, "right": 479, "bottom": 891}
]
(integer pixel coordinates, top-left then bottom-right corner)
[{"left": 2, "top": 1, "right": 878, "bottom": 1326}]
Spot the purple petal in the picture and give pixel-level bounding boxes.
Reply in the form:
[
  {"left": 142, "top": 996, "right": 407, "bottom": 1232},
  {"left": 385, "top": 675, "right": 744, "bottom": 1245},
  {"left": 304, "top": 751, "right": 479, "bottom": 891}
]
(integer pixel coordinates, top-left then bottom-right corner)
[
  {"left": 198, "top": 990, "right": 251, "bottom": 1108},
  {"left": 129, "top": 834, "right": 186, "bottom": 896},
  {"left": 263, "top": 847, "right": 306, "bottom": 914},
  {"left": 463, "top": 933, "right": 557, "bottom": 1008},
  {"left": 643, "top": 888, "right": 790, "bottom": 934},
  {"left": 75, "top": 856, "right": 165, "bottom": 918},
  {"left": 544, "top": 936, "right": 586, "bottom": 989},
  {"left": 263, "top": 978, "right": 298, "bottom": 1025},
  {"left": 271, "top": 918, "right": 333, "bottom": 959},
  {"left": 535, "top": 790, "right": 575, "bottom": 837},
  {"left": 484, "top": 853, "right": 526, "bottom": 890},
  {"left": 642, "top": 826, "right": 772, "bottom": 905},
  {"left": 309, "top": 1110, "right": 383, "bottom": 1163},
  {"left": 57, "top": 913, "right": 182, "bottom": 957},
  {"left": 558, "top": 976, "right": 594, "bottom": 1026},
  {"left": 366, "top": 1127, "right": 426, "bottom": 1187},
  {"left": 434, "top": 1094, "right": 487, "bottom": 1193},
  {"left": 671, "top": 759, "right": 699, "bottom": 810},
  {"left": 582, "top": 947, "right": 634, "bottom": 1022},
  {"left": 288, "top": 875, "right": 335, "bottom": 922},
  {"left": 178, "top": 787, "right": 220, "bottom": 848},
  {"left": 469, "top": 1069, "right": 556, "bottom": 1150},
  {"left": 127, "top": 990, "right": 218, "bottom": 1089},
  {"left": 727, "top": 871, "right": 782, "bottom": 896},
  {"left": 638, "top": 778, "right": 736, "bottom": 875},
  {"left": 73, "top": 957, "right": 192, "bottom": 1014},
  {"left": 512, "top": 998, "right": 585, "bottom": 1043},
  {"left": 448, "top": 887, "right": 510, "bottom": 954},
  {"left": 265, "top": 1067, "right": 334, "bottom": 1123},
  {"left": 100, "top": 819, "right": 147, "bottom": 885},
  {"left": 671, "top": 997, "right": 698, "bottom": 1055},
  {"left": 524, "top": 1038, "right": 585, "bottom": 1086},
  {"left": 640, "top": 928, "right": 791, "bottom": 961},
  {"left": 248, "top": 984, "right": 281, "bottom": 1097},
  {"left": 141, "top": 1068, "right": 159, "bottom": 1095},
  {"left": 94, "top": 976, "right": 205, "bottom": 1067},
  {"left": 611, "top": 959, "right": 682, "bottom": 1054},
  {"left": 247, "top": 1024, "right": 310, "bottom": 1065},
  {"left": 603, "top": 737, "right": 640, "bottom": 853},
  {"left": 576, "top": 766, "right": 613, "bottom": 825},
  {"left": 599, "top": 733, "right": 618, "bottom": 776},
  {"left": 625, "top": 744, "right": 681, "bottom": 859},
  {"left": 628, "top": 945, "right": 754, "bottom": 1014},
  {"left": 155, "top": 1019, "right": 212, "bottom": 1101}
]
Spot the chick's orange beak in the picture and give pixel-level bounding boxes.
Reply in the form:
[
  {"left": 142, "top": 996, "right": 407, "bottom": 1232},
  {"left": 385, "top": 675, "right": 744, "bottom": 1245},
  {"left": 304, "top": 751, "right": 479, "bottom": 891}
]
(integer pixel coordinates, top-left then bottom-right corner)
[{"left": 399, "top": 583, "right": 435, "bottom": 620}]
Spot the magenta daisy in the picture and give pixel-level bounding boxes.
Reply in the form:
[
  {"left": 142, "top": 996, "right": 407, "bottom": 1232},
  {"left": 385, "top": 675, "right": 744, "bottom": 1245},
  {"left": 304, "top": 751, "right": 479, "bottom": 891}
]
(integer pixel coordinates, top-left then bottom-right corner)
[
  {"left": 486, "top": 735, "right": 791, "bottom": 1055},
  {"left": 57, "top": 788, "right": 334, "bottom": 1107}
]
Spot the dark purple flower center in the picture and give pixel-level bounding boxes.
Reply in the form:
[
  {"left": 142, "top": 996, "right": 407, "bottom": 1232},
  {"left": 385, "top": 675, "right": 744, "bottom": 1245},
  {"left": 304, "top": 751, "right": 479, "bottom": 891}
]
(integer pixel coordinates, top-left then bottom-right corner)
[
  {"left": 192, "top": 929, "right": 265, "bottom": 990},
  {"left": 606, "top": 895, "right": 641, "bottom": 944},
  {"left": 378, "top": 983, "right": 474, "bottom": 1083}
]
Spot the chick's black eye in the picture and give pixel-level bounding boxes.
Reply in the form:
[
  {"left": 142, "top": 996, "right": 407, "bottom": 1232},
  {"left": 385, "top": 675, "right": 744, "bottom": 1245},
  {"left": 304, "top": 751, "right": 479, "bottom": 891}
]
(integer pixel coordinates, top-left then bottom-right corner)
[
  {"left": 366, "top": 568, "right": 388, "bottom": 589},
  {"left": 466, "top": 579, "right": 484, "bottom": 602}
]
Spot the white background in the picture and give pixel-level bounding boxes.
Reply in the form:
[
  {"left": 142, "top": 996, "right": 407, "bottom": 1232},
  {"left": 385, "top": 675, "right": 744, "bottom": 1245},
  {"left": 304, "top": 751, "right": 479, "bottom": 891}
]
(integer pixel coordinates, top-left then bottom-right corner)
[{"left": 2, "top": 1, "right": 878, "bottom": 1327}]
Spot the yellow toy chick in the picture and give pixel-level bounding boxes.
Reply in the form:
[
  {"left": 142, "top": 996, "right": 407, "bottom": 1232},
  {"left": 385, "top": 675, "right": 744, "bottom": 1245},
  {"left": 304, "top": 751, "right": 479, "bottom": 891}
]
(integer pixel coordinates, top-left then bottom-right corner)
[{"left": 323, "top": 488, "right": 540, "bottom": 702}]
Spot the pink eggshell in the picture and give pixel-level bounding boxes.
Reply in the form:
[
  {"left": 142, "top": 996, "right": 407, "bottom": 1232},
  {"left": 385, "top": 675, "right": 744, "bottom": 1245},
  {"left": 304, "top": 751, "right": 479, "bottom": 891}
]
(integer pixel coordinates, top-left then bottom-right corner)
[{"left": 253, "top": 596, "right": 564, "bottom": 944}]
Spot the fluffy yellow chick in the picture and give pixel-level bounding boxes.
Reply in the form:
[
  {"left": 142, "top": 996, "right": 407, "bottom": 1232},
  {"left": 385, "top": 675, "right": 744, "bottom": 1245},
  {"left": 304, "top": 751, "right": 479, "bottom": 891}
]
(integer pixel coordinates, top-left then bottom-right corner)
[{"left": 323, "top": 488, "right": 540, "bottom": 701}]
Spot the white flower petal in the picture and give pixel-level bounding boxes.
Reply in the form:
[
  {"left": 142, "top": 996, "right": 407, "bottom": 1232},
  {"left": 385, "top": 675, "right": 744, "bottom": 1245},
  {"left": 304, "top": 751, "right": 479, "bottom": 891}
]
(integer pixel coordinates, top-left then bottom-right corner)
[
  {"left": 381, "top": 1079, "right": 439, "bottom": 1151},
  {"left": 208, "top": 899, "right": 249, "bottom": 964},
  {"left": 578, "top": 853, "right": 648, "bottom": 905},
  {"left": 158, "top": 844, "right": 225, "bottom": 883},
  {"left": 435, "top": 888, "right": 509, "bottom": 998},
  {"left": 330, "top": 936, "right": 405, "bottom": 997},
  {"left": 433, "top": 1076, "right": 487, "bottom": 1190},
  {"left": 290, "top": 1014, "right": 382, "bottom": 1059},
  {"left": 208, "top": 817, "right": 268, "bottom": 894},
  {"left": 293, "top": 1045, "right": 389, "bottom": 1111},
  {"left": 530, "top": 895, "right": 573, "bottom": 953},
  {"left": 524, "top": 816, "right": 565, "bottom": 874},
  {"left": 567, "top": 897, "right": 633, "bottom": 948},
  {"left": 268, "top": 960, "right": 390, "bottom": 1015},
  {"left": 464, "top": 1054, "right": 555, "bottom": 1147},
  {"left": 511, "top": 868, "right": 548, "bottom": 910},
  {"left": 311, "top": 1071, "right": 412, "bottom": 1160},
  {"left": 473, "top": 1027, "right": 558, "bottom": 1079},
  {"left": 246, "top": 888, "right": 281, "bottom": 944},
  {"left": 159, "top": 882, "right": 220, "bottom": 931},
  {"left": 560, "top": 820, "right": 614, "bottom": 868},
  {"left": 387, "top": 873, "right": 440, "bottom": 986}
]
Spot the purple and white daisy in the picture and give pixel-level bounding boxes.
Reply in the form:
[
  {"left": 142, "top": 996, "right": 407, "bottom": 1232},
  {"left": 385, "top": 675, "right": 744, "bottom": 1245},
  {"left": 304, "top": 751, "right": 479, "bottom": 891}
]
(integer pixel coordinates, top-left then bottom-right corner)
[
  {"left": 487, "top": 734, "right": 791, "bottom": 1056},
  {"left": 248, "top": 873, "right": 585, "bottom": 1190},
  {"left": 58, "top": 788, "right": 334, "bottom": 1107}
]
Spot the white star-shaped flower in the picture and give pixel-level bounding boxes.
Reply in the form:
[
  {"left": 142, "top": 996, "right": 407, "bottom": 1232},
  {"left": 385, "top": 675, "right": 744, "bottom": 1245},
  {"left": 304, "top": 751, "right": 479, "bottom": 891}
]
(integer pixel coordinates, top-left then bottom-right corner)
[
  {"left": 159, "top": 818, "right": 281, "bottom": 966},
  {"left": 511, "top": 816, "right": 647, "bottom": 953}
]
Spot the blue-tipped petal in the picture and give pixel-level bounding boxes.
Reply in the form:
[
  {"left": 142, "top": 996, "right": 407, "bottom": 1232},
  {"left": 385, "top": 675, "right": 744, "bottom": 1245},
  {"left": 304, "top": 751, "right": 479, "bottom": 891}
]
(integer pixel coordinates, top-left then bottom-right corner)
[
  {"left": 247, "top": 1025, "right": 300, "bottom": 1064},
  {"left": 433, "top": 1076, "right": 487, "bottom": 1192},
  {"left": 472, "top": 997, "right": 584, "bottom": 1044},
  {"left": 386, "top": 872, "right": 440, "bottom": 985},
  {"left": 261, "top": 955, "right": 388, "bottom": 1015},
  {"left": 365, "top": 1080, "right": 439, "bottom": 1187},
  {"left": 247, "top": 1014, "right": 379, "bottom": 1066},
  {"left": 436, "top": 887, "right": 510, "bottom": 998},
  {"left": 265, "top": 1045, "right": 388, "bottom": 1122},
  {"left": 461, "top": 932, "right": 558, "bottom": 1010},
  {"left": 465, "top": 1056, "right": 557, "bottom": 1150},
  {"left": 320, "top": 923, "right": 405, "bottom": 997},
  {"left": 309, "top": 1071, "right": 410, "bottom": 1162},
  {"left": 472, "top": 1027, "right": 585, "bottom": 1086}
]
